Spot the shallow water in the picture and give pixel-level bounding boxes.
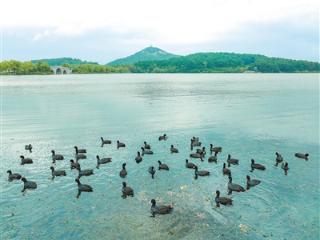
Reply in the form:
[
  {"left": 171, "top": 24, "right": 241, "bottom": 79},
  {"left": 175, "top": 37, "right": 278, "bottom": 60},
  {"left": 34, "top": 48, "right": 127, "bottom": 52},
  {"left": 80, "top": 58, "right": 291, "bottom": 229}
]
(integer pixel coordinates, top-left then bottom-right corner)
[{"left": 0, "top": 73, "right": 319, "bottom": 240}]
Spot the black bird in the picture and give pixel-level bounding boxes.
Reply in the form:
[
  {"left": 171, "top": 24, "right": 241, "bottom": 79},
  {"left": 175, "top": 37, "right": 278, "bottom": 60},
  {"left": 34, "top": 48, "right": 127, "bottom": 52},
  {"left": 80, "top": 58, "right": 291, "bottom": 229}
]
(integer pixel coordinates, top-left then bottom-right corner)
[
  {"left": 158, "top": 134, "right": 167, "bottom": 141},
  {"left": 96, "top": 155, "right": 112, "bottom": 169},
  {"left": 227, "top": 175, "right": 245, "bottom": 195},
  {"left": 196, "top": 147, "right": 206, "bottom": 157},
  {"left": 295, "top": 153, "right": 309, "bottom": 160},
  {"left": 208, "top": 152, "right": 218, "bottom": 163},
  {"left": 77, "top": 166, "right": 94, "bottom": 178},
  {"left": 215, "top": 190, "right": 232, "bottom": 207},
  {"left": 141, "top": 147, "right": 153, "bottom": 155},
  {"left": 117, "top": 141, "right": 125, "bottom": 149},
  {"left": 144, "top": 141, "right": 151, "bottom": 150},
  {"left": 70, "top": 159, "right": 80, "bottom": 170},
  {"left": 150, "top": 199, "right": 173, "bottom": 217},
  {"left": 222, "top": 163, "right": 231, "bottom": 175},
  {"left": 275, "top": 152, "right": 283, "bottom": 166},
  {"left": 246, "top": 175, "right": 261, "bottom": 190},
  {"left": 21, "top": 177, "right": 37, "bottom": 193},
  {"left": 282, "top": 162, "right": 289, "bottom": 175},
  {"left": 7, "top": 170, "right": 21, "bottom": 181},
  {"left": 185, "top": 159, "right": 197, "bottom": 169},
  {"left": 158, "top": 161, "right": 169, "bottom": 170},
  {"left": 170, "top": 145, "right": 179, "bottom": 153},
  {"left": 148, "top": 166, "right": 156, "bottom": 179},
  {"left": 250, "top": 159, "right": 266, "bottom": 172},
  {"left": 50, "top": 166, "right": 66, "bottom": 180},
  {"left": 135, "top": 151, "right": 143, "bottom": 164},
  {"left": 210, "top": 144, "right": 222, "bottom": 155},
  {"left": 51, "top": 150, "right": 64, "bottom": 163},
  {"left": 20, "top": 155, "right": 33, "bottom": 165},
  {"left": 25, "top": 144, "right": 32, "bottom": 153},
  {"left": 75, "top": 177, "right": 93, "bottom": 198},
  {"left": 120, "top": 163, "right": 127, "bottom": 178},
  {"left": 74, "top": 146, "right": 86, "bottom": 154},
  {"left": 194, "top": 166, "right": 210, "bottom": 179},
  {"left": 190, "top": 152, "right": 203, "bottom": 161},
  {"left": 227, "top": 154, "right": 239, "bottom": 167},
  {"left": 101, "top": 137, "right": 112, "bottom": 147},
  {"left": 122, "top": 182, "right": 134, "bottom": 198}
]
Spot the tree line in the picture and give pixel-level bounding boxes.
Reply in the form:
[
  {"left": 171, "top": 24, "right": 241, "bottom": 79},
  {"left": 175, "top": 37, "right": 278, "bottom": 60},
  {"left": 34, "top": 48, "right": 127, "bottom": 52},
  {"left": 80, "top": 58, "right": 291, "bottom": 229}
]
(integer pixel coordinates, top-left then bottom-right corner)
[{"left": 1, "top": 53, "right": 319, "bottom": 75}]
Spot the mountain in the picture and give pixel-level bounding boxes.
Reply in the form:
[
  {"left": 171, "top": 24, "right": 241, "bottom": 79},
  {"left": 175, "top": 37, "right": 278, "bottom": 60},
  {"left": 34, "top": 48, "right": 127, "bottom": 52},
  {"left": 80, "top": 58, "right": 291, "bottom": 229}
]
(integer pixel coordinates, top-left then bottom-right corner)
[
  {"left": 31, "top": 57, "right": 98, "bottom": 66},
  {"left": 131, "top": 52, "right": 320, "bottom": 73},
  {"left": 107, "top": 47, "right": 179, "bottom": 66}
]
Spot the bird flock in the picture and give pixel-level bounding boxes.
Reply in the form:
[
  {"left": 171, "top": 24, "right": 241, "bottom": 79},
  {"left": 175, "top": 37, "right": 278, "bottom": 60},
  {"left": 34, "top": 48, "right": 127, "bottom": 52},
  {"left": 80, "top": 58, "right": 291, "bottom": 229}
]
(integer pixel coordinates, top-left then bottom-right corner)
[{"left": 7, "top": 135, "right": 309, "bottom": 217}]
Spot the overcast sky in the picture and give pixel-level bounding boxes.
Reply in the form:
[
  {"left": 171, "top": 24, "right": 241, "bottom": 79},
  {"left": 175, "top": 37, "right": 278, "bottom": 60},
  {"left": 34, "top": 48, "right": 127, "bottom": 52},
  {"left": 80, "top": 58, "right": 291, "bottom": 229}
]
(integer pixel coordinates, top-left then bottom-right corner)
[{"left": 0, "top": 0, "right": 319, "bottom": 63}]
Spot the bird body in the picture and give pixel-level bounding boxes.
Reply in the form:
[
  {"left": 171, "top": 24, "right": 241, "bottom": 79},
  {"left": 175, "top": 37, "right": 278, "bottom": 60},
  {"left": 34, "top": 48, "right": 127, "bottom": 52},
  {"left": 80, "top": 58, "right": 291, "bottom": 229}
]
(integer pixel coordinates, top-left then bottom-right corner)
[
  {"left": 7, "top": 170, "right": 22, "bottom": 181},
  {"left": 20, "top": 155, "right": 33, "bottom": 165}
]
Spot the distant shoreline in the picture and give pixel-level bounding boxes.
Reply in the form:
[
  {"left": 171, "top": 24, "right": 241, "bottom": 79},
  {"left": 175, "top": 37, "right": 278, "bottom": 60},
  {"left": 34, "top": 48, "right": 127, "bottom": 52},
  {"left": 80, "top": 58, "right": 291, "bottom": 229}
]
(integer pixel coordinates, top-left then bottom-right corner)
[{"left": 2, "top": 72, "right": 319, "bottom": 76}]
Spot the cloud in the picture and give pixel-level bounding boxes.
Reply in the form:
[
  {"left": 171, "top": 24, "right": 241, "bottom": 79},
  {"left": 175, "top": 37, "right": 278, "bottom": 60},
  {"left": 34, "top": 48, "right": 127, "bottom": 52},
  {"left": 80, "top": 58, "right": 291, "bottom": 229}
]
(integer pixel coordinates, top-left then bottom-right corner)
[{"left": 1, "top": 0, "right": 318, "bottom": 62}]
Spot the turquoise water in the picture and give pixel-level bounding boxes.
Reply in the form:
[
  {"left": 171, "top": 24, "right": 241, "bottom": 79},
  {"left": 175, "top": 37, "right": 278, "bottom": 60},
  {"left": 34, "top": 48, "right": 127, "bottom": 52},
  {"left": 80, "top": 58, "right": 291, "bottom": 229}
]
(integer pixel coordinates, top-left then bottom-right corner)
[{"left": 0, "top": 74, "right": 319, "bottom": 240}]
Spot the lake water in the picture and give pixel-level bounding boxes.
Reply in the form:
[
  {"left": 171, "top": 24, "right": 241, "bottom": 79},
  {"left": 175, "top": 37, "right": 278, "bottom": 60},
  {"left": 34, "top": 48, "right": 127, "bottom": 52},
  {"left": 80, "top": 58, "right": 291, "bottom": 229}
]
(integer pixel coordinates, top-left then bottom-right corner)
[{"left": 0, "top": 74, "right": 319, "bottom": 240}]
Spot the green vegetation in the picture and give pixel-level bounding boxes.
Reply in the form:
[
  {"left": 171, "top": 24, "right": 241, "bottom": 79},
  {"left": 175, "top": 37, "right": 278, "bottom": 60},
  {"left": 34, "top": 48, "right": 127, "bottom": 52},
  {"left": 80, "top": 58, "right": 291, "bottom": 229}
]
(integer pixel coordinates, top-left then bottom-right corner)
[
  {"left": 0, "top": 60, "right": 52, "bottom": 75},
  {"left": 131, "top": 53, "right": 320, "bottom": 73},
  {"left": 108, "top": 46, "right": 179, "bottom": 66},
  {"left": 1, "top": 49, "right": 319, "bottom": 75},
  {"left": 72, "top": 64, "right": 131, "bottom": 73},
  {"left": 32, "top": 57, "right": 98, "bottom": 66}
]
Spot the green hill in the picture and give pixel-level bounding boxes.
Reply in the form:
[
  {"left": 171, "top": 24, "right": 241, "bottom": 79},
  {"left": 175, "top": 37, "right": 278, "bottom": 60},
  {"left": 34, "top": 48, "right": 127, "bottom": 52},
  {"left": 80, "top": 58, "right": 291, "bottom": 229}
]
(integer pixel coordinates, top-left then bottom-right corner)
[
  {"left": 131, "top": 52, "right": 320, "bottom": 73},
  {"left": 108, "top": 47, "right": 179, "bottom": 66},
  {"left": 31, "top": 57, "right": 98, "bottom": 66}
]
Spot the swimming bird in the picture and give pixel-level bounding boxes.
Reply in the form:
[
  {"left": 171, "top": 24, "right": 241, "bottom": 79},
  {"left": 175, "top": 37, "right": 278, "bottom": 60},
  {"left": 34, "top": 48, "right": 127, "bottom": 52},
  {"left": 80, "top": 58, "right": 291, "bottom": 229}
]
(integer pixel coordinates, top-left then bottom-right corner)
[
  {"left": 51, "top": 150, "right": 64, "bottom": 163},
  {"left": 96, "top": 155, "right": 112, "bottom": 169},
  {"left": 190, "top": 137, "right": 201, "bottom": 150},
  {"left": 250, "top": 159, "right": 266, "bottom": 172},
  {"left": 215, "top": 190, "right": 232, "bottom": 207},
  {"left": 275, "top": 152, "right": 283, "bottom": 166},
  {"left": 281, "top": 162, "right": 289, "bottom": 175},
  {"left": 148, "top": 166, "right": 156, "bottom": 179},
  {"left": 101, "top": 137, "right": 112, "bottom": 147},
  {"left": 135, "top": 151, "right": 143, "bottom": 164},
  {"left": 76, "top": 153, "right": 87, "bottom": 161},
  {"left": 74, "top": 146, "right": 86, "bottom": 154},
  {"left": 144, "top": 141, "right": 151, "bottom": 150},
  {"left": 208, "top": 152, "right": 218, "bottom": 163},
  {"left": 196, "top": 147, "right": 206, "bottom": 157},
  {"left": 122, "top": 182, "right": 134, "bottom": 198},
  {"left": 117, "top": 141, "right": 126, "bottom": 149},
  {"left": 190, "top": 152, "right": 203, "bottom": 161},
  {"left": 210, "top": 144, "right": 222, "bottom": 155},
  {"left": 194, "top": 166, "right": 210, "bottom": 179},
  {"left": 50, "top": 166, "right": 66, "bottom": 180},
  {"left": 222, "top": 163, "right": 231, "bottom": 175},
  {"left": 150, "top": 199, "right": 173, "bottom": 217},
  {"left": 295, "top": 153, "right": 309, "bottom": 160},
  {"left": 20, "top": 155, "right": 33, "bottom": 165},
  {"left": 141, "top": 147, "right": 153, "bottom": 156},
  {"left": 170, "top": 145, "right": 179, "bottom": 153},
  {"left": 77, "top": 166, "right": 94, "bottom": 178},
  {"left": 21, "top": 177, "right": 37, "bottom": 193},
  {"left": 246, "top": 175, "right": 261, "bottom": 190},
  {"left": 75, "top": 177, "right": 93, "bottom": 198},
  {"left": 227, "top": 154, "right": 239, "bottom": 167},
  {"left": 227, "top": 176, "right": 245, "bottom": 195},
  {"left": 185, "top": 159, "right": 197, "bottom": 169},
  {"left": 7, "top": 170, "right": 21, "bottom": 181},
  {"left": 120, "top": 163, "right": 127, "bottom": 178},
  {"left": 70, "top": 159, "right": 80, "bottom": 170},
  {"left": 159, "top": 134, "right": 167, "bottom": 141},
  {"left": 25, "top": 144, "right": 32, "bottom": 153},
  {"left": 158, "top": 161, "right": 169, "bottom": 170}
]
